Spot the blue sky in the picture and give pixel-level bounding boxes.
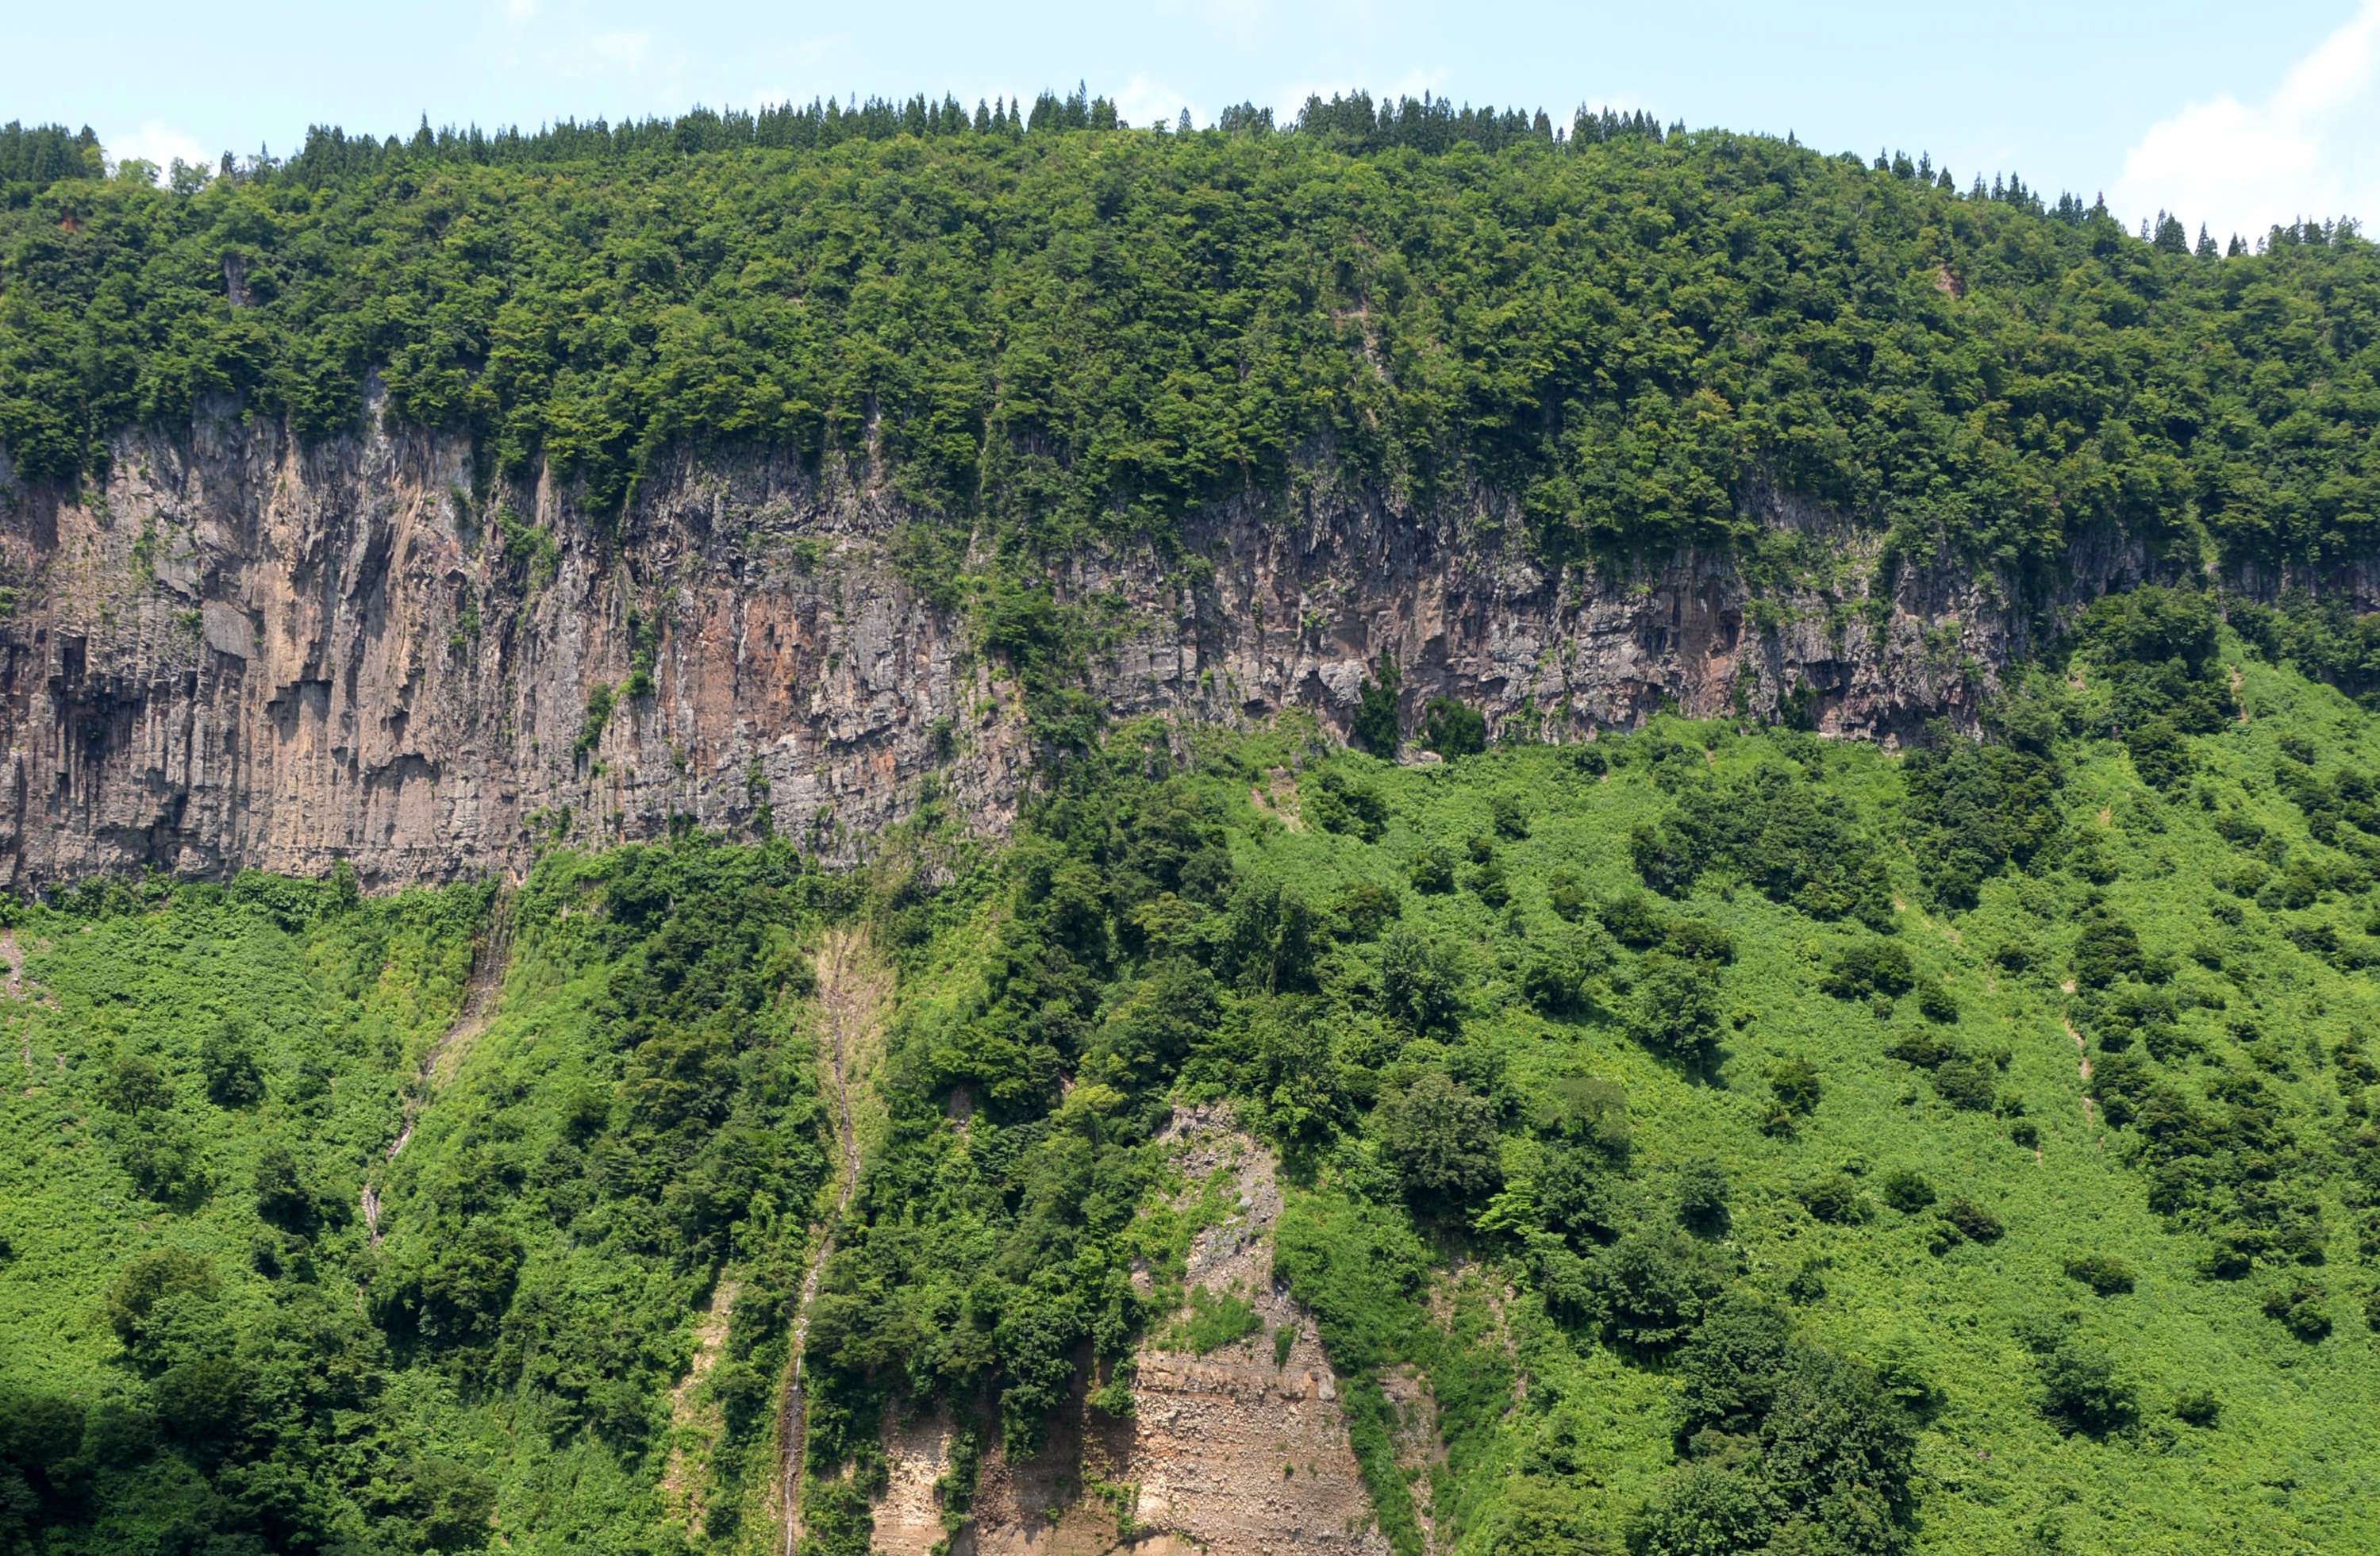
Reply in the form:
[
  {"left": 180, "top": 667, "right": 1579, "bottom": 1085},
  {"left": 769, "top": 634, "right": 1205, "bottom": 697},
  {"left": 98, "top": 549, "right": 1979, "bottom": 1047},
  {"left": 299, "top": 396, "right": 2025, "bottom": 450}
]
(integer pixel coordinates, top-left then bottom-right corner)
[{"left": 10, "top": 1, "right": 2378, "bottom": 240}]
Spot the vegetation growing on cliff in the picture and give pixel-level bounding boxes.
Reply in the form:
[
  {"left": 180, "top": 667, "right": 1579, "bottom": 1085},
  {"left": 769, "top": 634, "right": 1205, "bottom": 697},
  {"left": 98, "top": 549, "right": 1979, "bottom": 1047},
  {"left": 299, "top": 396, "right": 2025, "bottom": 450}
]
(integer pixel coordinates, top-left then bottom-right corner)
[
  {"left": 6, "top": 93, "right": 2380, "bottom": 582},
  {"left": 15, "top": 588, "right": 2380, "bottom": 1553}
]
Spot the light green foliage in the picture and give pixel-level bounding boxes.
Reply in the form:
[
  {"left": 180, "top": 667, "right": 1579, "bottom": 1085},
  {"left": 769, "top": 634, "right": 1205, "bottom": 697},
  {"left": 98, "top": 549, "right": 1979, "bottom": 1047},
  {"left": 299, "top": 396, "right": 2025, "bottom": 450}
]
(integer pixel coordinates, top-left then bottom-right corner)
[
  {"left": 825, "top": 624, "right": 2380, "bottom": 1554},
  {"left": 0, "top": 872, "right": 489, "bottom": 1551},
  {"left": 0, "top": 841, "right": 842, "bottom": 1554},
  {"left": 1167, "top": 1285, "right": 1263, "bottom": 1354}
]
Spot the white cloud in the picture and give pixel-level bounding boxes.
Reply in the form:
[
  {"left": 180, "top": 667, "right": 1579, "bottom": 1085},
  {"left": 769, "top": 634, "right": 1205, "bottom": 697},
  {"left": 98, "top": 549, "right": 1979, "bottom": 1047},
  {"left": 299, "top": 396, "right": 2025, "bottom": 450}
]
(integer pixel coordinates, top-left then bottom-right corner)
[
  {"left": 2114, "top": 1, "right": 2380, "bottom": 243},
  {"left": 107, "top": 120, "right": 210, "bottom": 180},
  {"left": 1112, "top": 75, "right": 1190, "bottom": 130},
  {"left": 586, "top": 29, "right": 650, "bottom": 66},
  {"left": 1155, "top": 0, "right": 1274, "bottom": 49}
]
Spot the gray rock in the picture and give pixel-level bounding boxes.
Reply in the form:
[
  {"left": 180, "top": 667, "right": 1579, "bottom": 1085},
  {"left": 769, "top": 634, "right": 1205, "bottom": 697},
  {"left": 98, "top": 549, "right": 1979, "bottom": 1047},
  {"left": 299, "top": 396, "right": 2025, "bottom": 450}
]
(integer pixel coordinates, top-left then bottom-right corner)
[{"left": 0, "top": 404, "right": 2155, "bottom": 893}]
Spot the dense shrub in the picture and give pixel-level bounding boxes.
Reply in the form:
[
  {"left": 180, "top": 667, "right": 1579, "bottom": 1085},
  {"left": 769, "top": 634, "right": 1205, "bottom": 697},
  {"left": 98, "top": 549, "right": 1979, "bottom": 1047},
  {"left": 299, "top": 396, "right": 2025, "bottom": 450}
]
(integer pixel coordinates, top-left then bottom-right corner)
[
  {"left": 2041, "top": 1343, "right": 2139, "bottom": 1435},
  {"left": 1663, "top": 919, "right": 1737, "bottom": 966},
  {"left": 106, "top": 1249, "right": 221, "bottom": 1369},
  {"left": 2263, "top": 1280, "right": 2332, "bottom": 1341},
  {"left": 1544, "top": 866, "right": 1590, "bottom": 922},
  {"left": 1422, "top": 698, "right": 1488, "bottom": 758},
  {"left": 1798, "top": 1174, "right": 1870, "bottom": 1225},
  {"left": 2072, "top": 915, "right": 2147, "bottom": 990},
  {"left": 1930, "top": 1052, "right": 2000, "bottom": 1112},
  {"left": 2063, "top": 1254, "right": 2136, "bottom": 1296},
  {"left": 1329, "top": 880, "right": 1402, "bottom": 942},
  {"left": 1408, "top": 844, "right": 1459, "bottom": 895},
  {"left": 110, "top": 1113, "right": 210, "bottom": 1208},
  {"left": 1308, "top": 768, "right": 1390, "bottom": 842},
  {"left": 1901, "top": 726, "right": 2063, "bottom": 908},
  {"left": 199, "top": 1019, "right": 266, "bottom": 1106},
  {"left": 1880, "top": 1170, "right": 1937, "bottom": 1214},
  {"left": 1380, "top": 925, "right": 1468, "bottom": 1035},
  {"left": 1595, "top": 1230, "right": 1729, "bottom": 1350},
  {"left": 1382, "top": 1073, "right": 1504, "bottom": 1213},
  {"left": 1759, "top": 1347, "right": 1917, "bottom": 1533},
  {"left": 1625, "top": 1462, "right": 1775, "bottom": 1556},
  {"left": 1672, "top": 1292, "right": 1794, "bottom": 1434},
  {"left": 2064, "top": 589, "right": 2234, "bottom": 788},
  {"left": 1643, "top": 1304, "right": 1917, "bottom": 1555},
  {"left": 1351, "top": 656, "right": 1402, "bottom": 755},
  {"left": 1625, "top": 956, "right": 1725, "bottom": 1067},
  {"left": 1914, "top": 980, "right": 1960, "bottom": 1024},
  {"left": 1598, "top": 890, "right": 1672, "bottom": 949},
  {"left": 1518, "top": 926, "right": 1612, "bottom": 1018},
  {"left": 1632, "top": 766, "right": 1894, "bottom": 928},
  {"left": 1764, "top": 1057, "right": 1822, "bottom": 1137},
  {"left": 1821, "top": 939, "right": 1915, "bottom": 1001},
  {"left": 1937, "top": 1197, "right": 2005, "bottom": 1245},
  {"left": 1532, "top": 1074, "right": 1632, "bottom": 1159},
  {"left": 1676, "top": 1158, "right": 1732, "bottom": 1234}
]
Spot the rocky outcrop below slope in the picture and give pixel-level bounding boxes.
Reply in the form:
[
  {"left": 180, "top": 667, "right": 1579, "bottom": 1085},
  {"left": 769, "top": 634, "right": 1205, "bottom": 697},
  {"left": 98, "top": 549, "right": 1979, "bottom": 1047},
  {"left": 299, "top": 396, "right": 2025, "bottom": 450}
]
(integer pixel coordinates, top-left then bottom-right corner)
[
  {"left": 0, "top": 404, "right": 2132, "bottom": 889},
  {"left": 866, "top": 1109, "right": 1388, "bottom": 1556}
]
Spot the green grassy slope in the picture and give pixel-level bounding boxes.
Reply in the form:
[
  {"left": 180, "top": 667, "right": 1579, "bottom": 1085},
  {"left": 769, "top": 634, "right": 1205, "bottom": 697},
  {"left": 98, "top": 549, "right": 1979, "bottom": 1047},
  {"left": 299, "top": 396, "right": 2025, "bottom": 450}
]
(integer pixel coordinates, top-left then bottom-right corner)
[
  {"left": 0, "top": 873, "right": 486, "bottom": 1551},
  {"left": 1228, "top": 687, "right": 2380, "bottom": 1554},
  {"left": 0, "top": 846, "right": 854, "bottom": 1556},
  {"left": 10, "top": 596, "right": 2380, "bottom": 1555}
]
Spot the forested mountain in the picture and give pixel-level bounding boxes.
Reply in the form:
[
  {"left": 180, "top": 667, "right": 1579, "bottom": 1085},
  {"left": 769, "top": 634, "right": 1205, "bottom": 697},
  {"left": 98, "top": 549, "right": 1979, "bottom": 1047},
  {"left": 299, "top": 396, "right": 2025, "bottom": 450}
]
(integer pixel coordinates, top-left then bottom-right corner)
[
  {"left": 5, "top": 92, "right": 2380, "bottom": 1556},
  {"left": 6, "top": 90, "right": 2380, "bottom": 574}
]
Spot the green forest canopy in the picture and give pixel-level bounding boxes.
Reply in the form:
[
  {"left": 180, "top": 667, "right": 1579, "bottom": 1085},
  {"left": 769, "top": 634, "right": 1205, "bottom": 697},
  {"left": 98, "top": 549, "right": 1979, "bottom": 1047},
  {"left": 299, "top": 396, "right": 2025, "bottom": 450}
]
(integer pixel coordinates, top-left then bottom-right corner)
[{"left": 4, "top": 91, "right": 2380, "bottom": 574}]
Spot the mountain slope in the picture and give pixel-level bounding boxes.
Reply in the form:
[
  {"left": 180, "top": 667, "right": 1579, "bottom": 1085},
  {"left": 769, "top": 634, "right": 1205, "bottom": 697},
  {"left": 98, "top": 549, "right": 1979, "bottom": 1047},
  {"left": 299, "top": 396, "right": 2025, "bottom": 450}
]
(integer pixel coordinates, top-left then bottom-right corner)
[
  {"left": 10, "top": 91, "right": 2380, "bottom": 1556},
  {"left": 13, "top": 594, "right": 2378, "bottom": 1553}
]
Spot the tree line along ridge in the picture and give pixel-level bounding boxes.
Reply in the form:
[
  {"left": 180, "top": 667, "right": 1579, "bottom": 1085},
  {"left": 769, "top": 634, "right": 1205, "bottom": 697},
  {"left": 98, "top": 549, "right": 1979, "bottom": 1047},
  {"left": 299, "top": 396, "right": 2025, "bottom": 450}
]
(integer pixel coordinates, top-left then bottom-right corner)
[{"left": 1, "top": 90, "right": 2377, "bottom": 583}]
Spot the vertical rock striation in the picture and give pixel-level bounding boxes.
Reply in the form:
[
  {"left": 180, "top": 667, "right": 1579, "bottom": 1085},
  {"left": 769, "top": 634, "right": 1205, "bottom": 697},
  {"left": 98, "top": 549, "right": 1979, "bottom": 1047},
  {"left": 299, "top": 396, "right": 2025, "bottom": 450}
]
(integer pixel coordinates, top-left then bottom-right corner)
[{"left": 0, "top": 407, "right": 2134, "bottom": 890}]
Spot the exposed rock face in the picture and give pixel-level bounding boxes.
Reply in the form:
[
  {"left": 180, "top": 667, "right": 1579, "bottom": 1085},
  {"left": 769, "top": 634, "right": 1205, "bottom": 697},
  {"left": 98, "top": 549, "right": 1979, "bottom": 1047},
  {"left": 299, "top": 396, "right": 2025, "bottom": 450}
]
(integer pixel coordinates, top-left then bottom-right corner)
[
  {"left": 866, "top": 1109, "right": 1388, "bottom": 1556},
  {"left": 0, "top": 407, "right": 2133, "bottom": 889}
]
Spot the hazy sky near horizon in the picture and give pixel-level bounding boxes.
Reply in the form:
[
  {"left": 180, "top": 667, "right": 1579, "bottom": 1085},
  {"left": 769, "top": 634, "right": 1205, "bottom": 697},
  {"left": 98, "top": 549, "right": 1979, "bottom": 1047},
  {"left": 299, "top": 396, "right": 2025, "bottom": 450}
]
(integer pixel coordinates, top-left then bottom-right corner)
[{"left": 10, "top": 1, "right": 2380, "bottom": 240}]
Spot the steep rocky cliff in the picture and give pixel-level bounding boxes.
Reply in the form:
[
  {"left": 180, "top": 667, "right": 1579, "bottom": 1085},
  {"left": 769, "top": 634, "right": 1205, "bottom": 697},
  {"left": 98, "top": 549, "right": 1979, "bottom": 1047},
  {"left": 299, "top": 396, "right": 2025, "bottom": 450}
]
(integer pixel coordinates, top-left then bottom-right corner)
[{"left": 0, "top": 403, "right": 2131, "bottom": 890}]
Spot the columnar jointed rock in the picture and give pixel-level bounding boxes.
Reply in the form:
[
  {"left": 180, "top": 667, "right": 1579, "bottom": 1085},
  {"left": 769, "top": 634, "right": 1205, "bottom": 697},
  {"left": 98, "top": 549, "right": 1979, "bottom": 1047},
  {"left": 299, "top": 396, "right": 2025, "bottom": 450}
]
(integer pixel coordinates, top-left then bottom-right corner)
[{"left": 0, "top": 405, "right": 2132, "bottom": 890}]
